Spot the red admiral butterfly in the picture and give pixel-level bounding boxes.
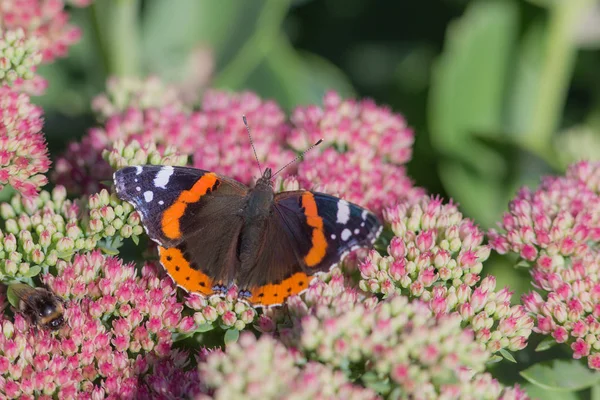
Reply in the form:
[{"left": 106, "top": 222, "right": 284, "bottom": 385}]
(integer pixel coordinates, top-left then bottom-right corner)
[{"left": 113, "top": 117, "right": 382, "bottom": 307}]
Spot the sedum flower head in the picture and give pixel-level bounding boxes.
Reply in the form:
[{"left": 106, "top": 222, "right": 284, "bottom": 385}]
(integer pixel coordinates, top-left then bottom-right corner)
[
  {"left": 280, "top": 274, "right": 527, "bottom": 399},
  {"left": 295, "top": 148, "right": 424, "bottom": 216},
  {"left": 191, "top": 89, "right": 294, "bottom": 185},
  {"left": 0, "top": 186, "right": 96, "bottom": 281},
  {"left": 0, "top": 85, "right": 49, "bottom": 197},
  {"left": 288, "top": 90, "right": 414, "bottom": 164},
  {"left": 91, "top": 76, "right": 188, "bottom": 122},
  {"left": 358, "top": 195, "right": 532, "bottom": 353},
  {"left": 492, "top": 161, "right": 600, "bottom": 368},
  {"left": 0, "top": 28, "right": 42, "bottom": 86},
  {"left": 1, "top": 251, "right": 201, "bottom": 398},
  {"left": 0, "top": 0, "right": 84, "bottom": 63},
  {"left": 200, "top": 332, "right": 378, "bottom": 400}
]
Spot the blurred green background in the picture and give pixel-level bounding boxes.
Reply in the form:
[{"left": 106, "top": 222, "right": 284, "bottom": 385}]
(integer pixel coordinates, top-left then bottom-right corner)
[{"left": 39, "top": 0, "right": 600, "bottom": 303}]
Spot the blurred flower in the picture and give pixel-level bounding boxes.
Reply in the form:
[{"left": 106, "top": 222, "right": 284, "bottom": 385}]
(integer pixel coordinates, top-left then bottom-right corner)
[
  {"left": 295, "top": 148, "right": 424, "bottom": 215},
  {"left": 91, "top": 76, "right": 188, "bottom": 122},
  {"left": 191, "top": 89, "right": 294, "bottom": 185},
  {"left": 0, "top": 85, "right": 49, "bottom": 197},
  {"left": 200, "top": 331, "right": 378, "bottom": 400},
  {"left": 288, "top": 90, "right": 414, "bottom": 164},
  {"left": 491, "top": 161, "right": 600, "bottom": 368},
  {"left": 358, "top": 195, "right": 532, "bottom": 353},
  {"left": 0, "top": 29, "right": 42, "bottom": 86},
  {"left": 280, "top": 274, "right": 527, "bottom": 399},
  {"left": 555, "top": 126, "right": 600, "bottom": 169},
  {"left": 0, "top": 0, "right": 85, "bottom": 63},
  {"left": 0, "top": 251, "right": 201, "bottom": 398}
]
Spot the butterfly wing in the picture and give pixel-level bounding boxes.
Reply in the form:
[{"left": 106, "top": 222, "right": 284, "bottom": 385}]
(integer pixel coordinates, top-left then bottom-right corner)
[
  {"left": 114, "top": 165, "right": 249, "bottom": 294},
  {"left": 239, "top": 190, "right": 382, "bottom": 307}
]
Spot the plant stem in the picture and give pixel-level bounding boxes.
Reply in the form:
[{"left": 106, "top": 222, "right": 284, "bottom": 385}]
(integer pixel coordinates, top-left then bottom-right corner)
[
  {"left": 526, "top": 0, "right": 593, "bottom": 158},
  {"left": 91, "top": 0, "right": 141, "bottom": 77}
]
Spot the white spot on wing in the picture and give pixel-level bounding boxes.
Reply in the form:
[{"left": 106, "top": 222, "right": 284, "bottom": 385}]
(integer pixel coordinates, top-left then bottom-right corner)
[
  {"left": 136, "top": 186, "right": 141, "bottom": 192},
  {"left": 154, "top": 166, "right": 174, "bottom": 189},
  {"left": 331, "top": 234, "right": 336, "bottom": 240},
  {"left": 361, "top": 222, "right": 365, "bottom": 227},
  {"left": 144, "top": 191, "right": 154, "bottom": 202},
  {"left": 354, "top": 228, "right": 359, "bottom": 234},
  {"left": 158, "top": 200, "right": 164, "bottom": 205},
  {"left": 341, "top": 229, "right": 352, "bottom": 241},
  {"left": 337, "top": 200, "right": 350, "bottom": 224},
  {"left": 361, "top": 210, "right": 368, "bottom": 220},
  {"left": 135, "top": 166, "right": 143, "bottom": 175}
]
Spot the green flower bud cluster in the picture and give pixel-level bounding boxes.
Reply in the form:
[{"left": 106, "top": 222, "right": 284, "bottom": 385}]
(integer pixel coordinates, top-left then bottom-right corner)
[
  {"left": 0, "top": 186, "right": 96, "bottom": 281},
  {"left": 0, "top": 28, "right": 42, "bottom": 85},
  {"left": 92, "top": 76, "right": 187, "bottom": 121},
  {"left": 103, "top": 140, "right": 188, "bottom": 172}
]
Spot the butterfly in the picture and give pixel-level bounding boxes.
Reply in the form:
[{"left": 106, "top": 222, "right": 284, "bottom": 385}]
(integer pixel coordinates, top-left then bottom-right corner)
[{"left": 113, "top": 119, "right": 382, "bottom": 307}]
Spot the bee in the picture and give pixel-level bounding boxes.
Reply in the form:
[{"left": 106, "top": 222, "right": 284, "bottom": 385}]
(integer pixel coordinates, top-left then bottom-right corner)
[{"left": 8, "top": 283, "right": 65, "bottom": 330}]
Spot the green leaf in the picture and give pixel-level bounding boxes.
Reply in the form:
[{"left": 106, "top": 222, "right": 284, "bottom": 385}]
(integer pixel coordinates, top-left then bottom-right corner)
[
  {"left": 224, "top": 328, "right": 240, "bottom": 345},
  {"left": 242, "top": 37, "right": 354, "bottom": 111},
  {"left": 429, "top": 0, "right": 518, "bottom": 166},
  {"left": 195, "top": 323, "right": 214, "bottom": 333},
  {"left": 520, "top": 359, "right": 600, "bottom": 391},
  {"left": 536, "top": 337, "right": 558, "bottom": 352},
  {"left": 522, "top": 382, "right": 579, "bottom": 400},
  {"left": 131, "top": 235, "right": 139, "bottom": 246},
  {"left": 99, "top": 246, "right": 120, "bottom": 256},
  {"left": 499, "top": 348, "right": 517, "bottom": 363},
  {"left": 6, "top": 285, "right": 20, "bottom": 309},
  {"left": 486, "top": 355, "right": 503, "bottom": 365},
  {"left": 22, "top": 265, "right": 41, "bottom": 279}
]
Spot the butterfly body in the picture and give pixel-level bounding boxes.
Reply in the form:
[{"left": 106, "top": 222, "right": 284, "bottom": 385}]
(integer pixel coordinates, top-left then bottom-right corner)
[{"left": 114, "top": 164, "right": 382, "bottom": 307}]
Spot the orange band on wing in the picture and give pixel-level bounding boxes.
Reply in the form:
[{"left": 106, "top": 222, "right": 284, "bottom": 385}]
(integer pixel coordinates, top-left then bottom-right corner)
[
  {"left": 161, "top": 173, "right": 219, "bottom": 239},
  {"left": 158, "top": 246, "right": 213, "bottom": 296},
  {"left": 249, "top": 272, "right": 314, "bottom": 306},
  {"left": 301, "top": 192, "right": 327, "bottom": 267}
]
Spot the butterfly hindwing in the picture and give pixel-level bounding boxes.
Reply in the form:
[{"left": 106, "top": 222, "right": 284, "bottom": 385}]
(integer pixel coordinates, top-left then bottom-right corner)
[
  {"left": 239, "top": 190, "right": 382, "bottom": 307},
  {"left": 114, "top": 165, "right": 248, "bottom": 288}
]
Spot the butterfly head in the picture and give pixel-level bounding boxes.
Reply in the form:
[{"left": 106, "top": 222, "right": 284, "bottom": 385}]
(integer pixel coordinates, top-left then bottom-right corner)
[{"left": 255, "top": 168, "right": 273, "bottom": 188}]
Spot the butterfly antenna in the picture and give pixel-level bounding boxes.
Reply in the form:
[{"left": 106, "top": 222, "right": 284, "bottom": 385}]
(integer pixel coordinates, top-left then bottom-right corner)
[
  {"left": 243, "top": 115, "right": 263, "bottom": 176},
  {"left": 272, "top": 138, "right": 323, "bottom": 178}
]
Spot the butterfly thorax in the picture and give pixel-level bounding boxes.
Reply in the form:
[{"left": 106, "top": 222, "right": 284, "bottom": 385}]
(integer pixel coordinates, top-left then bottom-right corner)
[{"left": 239, "top": 168, "right": 275, "bottom": 269}]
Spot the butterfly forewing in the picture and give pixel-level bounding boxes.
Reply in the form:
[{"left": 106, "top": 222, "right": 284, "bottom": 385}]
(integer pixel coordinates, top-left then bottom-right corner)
[{"left": 114, "top": 165, "right": 248, "bottom": 290}]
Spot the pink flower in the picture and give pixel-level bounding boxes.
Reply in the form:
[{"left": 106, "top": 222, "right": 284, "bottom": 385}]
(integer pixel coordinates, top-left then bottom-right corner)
[
  {"left": 0, "top": 0, "right": 85, "bottom": 63},
  {"left": 0, "top": 85, "right": 49, "bottom": 197},
  {"left": 288, "top": 90, "right": 414, "bottom": 164}
]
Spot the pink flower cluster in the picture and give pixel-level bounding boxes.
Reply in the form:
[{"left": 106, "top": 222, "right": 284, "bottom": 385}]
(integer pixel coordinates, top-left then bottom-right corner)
[
  {"left": 0, "top": 85, "right": 50, "bottom": 197},
  {"left": 490, "top": 161, "right": 600, "bottom": 369},
  {"left": 199, "top": 332, "right": 379, "bottom": 400},
  {"left": 288, "top": 91, "right": 414, "bottom": 163},
  {"left": 359, "top": 195, "right": 532, "bottom": 353},
  {"left": 54, "top": 81, "right": 421, "bottom": 216},
  {"left": 191, "top": 90, "right": 294, "bottom": 185},
  {"left": 269, "top": 272, "right": 529, "bottom": 399},
  {"left": 0, "top": 251, "right": 202, "bottom": 398},
  {"left": 0, "top": 0, "right": 86, "bottom": 63}
]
